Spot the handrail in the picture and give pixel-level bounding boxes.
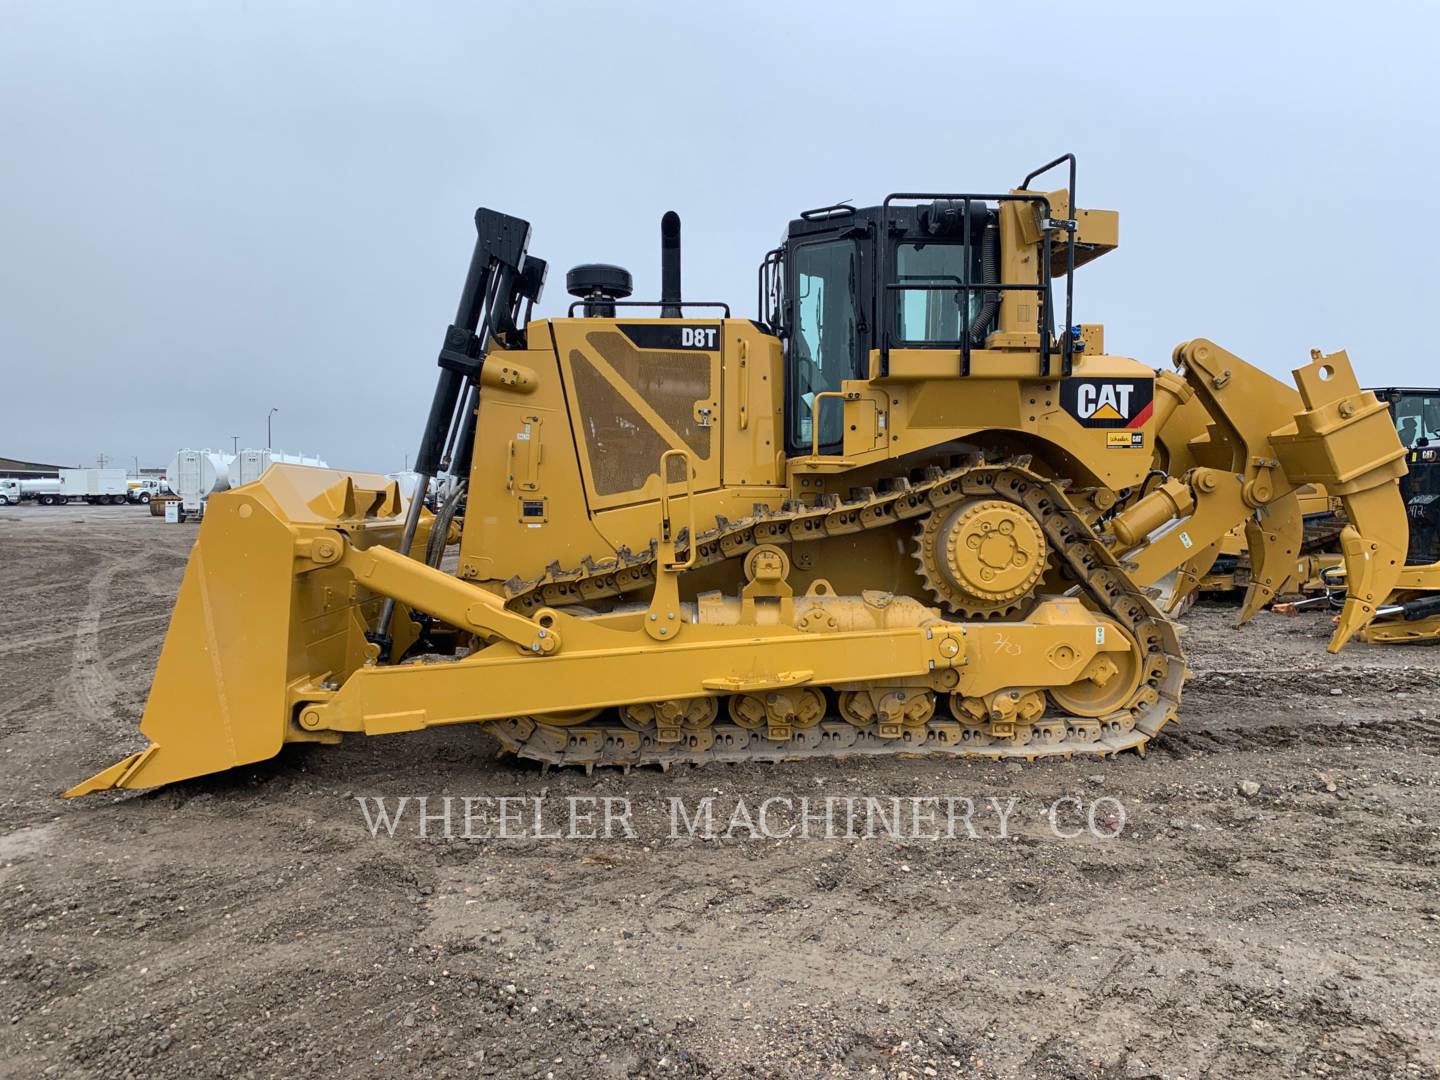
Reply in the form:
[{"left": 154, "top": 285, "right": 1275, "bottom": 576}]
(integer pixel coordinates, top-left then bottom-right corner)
[
  {"left": 1019, "top": 153, "right": 1078, "bottom": 377},
  {"left": 565, "top": 299, "right": 731, "bottom": 318},
  {"left": 1020, "top": 153, "right": 1077, "bottom": 196},
  {"left": 878, "top": 191, "right": 1057, "bottom": 378},
  {"left": 657, "top": 448, "right": 697, "bottom": 570},
  {"left": 809, "top": 391, "right": 850, "bottom": 457}
]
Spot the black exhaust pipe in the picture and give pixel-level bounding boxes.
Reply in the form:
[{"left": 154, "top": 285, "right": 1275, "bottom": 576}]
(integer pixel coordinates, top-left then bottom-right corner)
[{"left": 660, "top": 210, "right": 682, "bottom": 318}]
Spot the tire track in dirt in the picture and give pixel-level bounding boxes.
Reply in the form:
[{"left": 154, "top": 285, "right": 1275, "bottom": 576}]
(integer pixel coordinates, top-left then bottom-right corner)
[
  {"left": 0, "top": 611, "right": 170, "bottom": 660},
  {"left": 59, "top": 549, "right": 158, "bottom": 734},
  {"left": 1156, "top": 713, "right": 1440, "bottom": 756},
  {"left": 0, "top": 630, "right": 173, "bottom": 730}
]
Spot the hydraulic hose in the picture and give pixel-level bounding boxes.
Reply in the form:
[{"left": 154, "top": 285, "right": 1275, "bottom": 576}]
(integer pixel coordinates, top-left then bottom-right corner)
[
  {"left": 425, "top": 479, "right": 467, "bottom": 568},
  {"left": 967, "top": 223, "right": 999, "bottom": 344}
]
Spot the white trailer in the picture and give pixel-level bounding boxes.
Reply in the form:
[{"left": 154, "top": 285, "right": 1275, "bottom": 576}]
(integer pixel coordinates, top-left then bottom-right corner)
[
  {"left": 166, "top": 450, "right": 234, "bottom": 515},
  {"left": 22, "top": 469, "right": 131, "bottom": 506},
  {"left": 226, "top": 449, "right": 328, "bottom": 489},
  {"left": 384, "top": 470, "right": 425, "bottom": 500},
  {"left": 61, "top": 468, "right": 130, "bottom": 505},
  {"left": 161, "top": 449, "right": 328, "bottom": 520}
]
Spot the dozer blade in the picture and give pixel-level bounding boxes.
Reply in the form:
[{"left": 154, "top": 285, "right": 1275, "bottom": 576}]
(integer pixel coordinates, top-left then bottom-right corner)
[{"left": 65, "top": 466, "right": 415, "bottom": 796}]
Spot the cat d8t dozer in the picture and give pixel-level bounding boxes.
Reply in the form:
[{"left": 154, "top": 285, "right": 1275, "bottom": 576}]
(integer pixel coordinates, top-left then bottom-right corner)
[{"left": 68, "top": 155, "right": 1411, "bottom": 796}]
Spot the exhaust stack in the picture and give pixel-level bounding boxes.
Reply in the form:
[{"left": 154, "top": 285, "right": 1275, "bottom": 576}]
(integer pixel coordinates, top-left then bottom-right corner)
[{"left": 660, "top": 211, "right": 682, "bottom": 318}]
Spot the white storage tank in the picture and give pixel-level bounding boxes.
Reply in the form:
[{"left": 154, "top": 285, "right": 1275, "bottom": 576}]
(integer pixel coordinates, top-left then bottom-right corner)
[
  {"left": 226, "top": 449, "right": 330, "bottom": 488},
  {"left": 167, "top": 450, "right": 234, "bottom": 510},
  {"left": 229, "top": 449, "right": 265, "bottom": 489},
  {"left": 20, "top": 477, "right": 60, "bottom": 496},
  {"left": 384, "top": 470, "right": 425, "bottom": 500}
]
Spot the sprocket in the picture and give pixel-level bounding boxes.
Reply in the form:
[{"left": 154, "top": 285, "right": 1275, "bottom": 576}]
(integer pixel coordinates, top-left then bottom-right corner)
[{"left": 913, "top": 497, "right": 1048, "bottom": 619}]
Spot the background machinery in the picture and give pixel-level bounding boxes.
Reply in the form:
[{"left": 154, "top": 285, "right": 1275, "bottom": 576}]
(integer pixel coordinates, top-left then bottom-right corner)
[
  {"left": 1349, "top": 388, "right": 1440, "bottom": 641},
  {"left": 1192, "top": 389, "right": 1440, "bottom": 618},
  {"left": 68, "top": 156, "right": 1411, "bottom": 795},
  {"left": 1250, "top": 387, "right": 1440, "bottom": 640}
]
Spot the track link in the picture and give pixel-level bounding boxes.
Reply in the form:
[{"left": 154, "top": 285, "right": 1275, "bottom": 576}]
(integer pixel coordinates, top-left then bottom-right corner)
[{"left": 482, "top": 459, "right": 1186, "bottom": 768}]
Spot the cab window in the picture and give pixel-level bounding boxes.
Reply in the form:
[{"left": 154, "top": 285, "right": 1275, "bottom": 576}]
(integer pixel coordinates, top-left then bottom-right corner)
[
  {"left": 790, "top": 239, "right": 858, "bottom": 451},
  {"left": 1395, "top": 392, "right": 1440, "bottom": 447},
  {"left": 894, "top": 241, "right": 983, "bottom": 344}
]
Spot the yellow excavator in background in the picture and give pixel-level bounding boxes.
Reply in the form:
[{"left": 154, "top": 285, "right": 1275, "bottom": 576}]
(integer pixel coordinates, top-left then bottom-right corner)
[{"left": 68, "top": 155, "right": 1411, "bottom": 796}]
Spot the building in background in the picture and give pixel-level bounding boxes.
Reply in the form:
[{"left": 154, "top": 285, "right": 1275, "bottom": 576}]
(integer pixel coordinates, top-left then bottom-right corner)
[{"left": 0, "top": 456, "right": 75, "bottom": 479}]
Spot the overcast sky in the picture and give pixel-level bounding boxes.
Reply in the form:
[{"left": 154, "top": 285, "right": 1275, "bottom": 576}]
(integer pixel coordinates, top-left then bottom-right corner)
[{"left": 2, "top": 1, "right": 1435, "bottom": 471}]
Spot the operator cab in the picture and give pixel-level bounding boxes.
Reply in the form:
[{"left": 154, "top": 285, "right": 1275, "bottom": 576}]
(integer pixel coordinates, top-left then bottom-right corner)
[
  {"left": 762, "top": 200, "right": 1003, "bottom": 454},
  {"left": 1370, "top": 387, "right": 1440, "bottom": 565},
  {"left": 1375, "top": 388, "right": 1440, "bottom": 449},
  {"left": 757, "top": 156, "right": 1090, "bottom": 456}
]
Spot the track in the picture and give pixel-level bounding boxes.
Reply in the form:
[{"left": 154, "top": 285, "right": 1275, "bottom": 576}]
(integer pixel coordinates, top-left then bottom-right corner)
[{"left": 479, "top": 460, "right": 1187, "bottom": 767}]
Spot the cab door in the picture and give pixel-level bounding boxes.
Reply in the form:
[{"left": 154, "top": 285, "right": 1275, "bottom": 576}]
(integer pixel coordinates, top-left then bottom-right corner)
[{"left": 786, "top": 236, "right": 866, "bottom": 455}]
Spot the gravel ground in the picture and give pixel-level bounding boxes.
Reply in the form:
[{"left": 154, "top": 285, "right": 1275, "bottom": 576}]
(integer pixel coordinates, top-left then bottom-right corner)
[{"left": 1, "top": 504, "right": 1438, "bottom": 1079}]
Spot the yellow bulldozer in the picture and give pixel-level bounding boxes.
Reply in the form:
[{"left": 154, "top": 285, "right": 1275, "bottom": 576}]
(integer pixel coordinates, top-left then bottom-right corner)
[
  {"left": 1264, "top": 387, "right": 1440, "bottom": 642},
  {"left": 1356, "top": 389, "right": 1440, "bottom": 641},
  {"left": 69, "top": 155, "right": 1412, "bottom": 796}
]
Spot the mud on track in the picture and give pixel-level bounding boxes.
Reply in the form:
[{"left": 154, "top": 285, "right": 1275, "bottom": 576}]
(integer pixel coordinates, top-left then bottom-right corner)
[{"left": 1, "top": 504, "right": 1438, "bottom": 1079}]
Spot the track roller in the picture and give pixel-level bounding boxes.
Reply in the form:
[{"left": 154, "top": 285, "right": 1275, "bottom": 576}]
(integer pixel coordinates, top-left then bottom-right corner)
[
  {"left": 619, "top": 697, "right": 718, "bottom": 743},
  {"left": 728, "top": 687, "right": 826, "bottom": 741},
  {"left": 837, "top": 687, "right": 937, "bottom": 738}
]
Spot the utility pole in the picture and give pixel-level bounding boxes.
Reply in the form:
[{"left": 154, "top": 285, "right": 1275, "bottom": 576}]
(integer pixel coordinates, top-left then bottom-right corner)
[
  {"left": 267, "top": 408, "right": 278, "bottom": 450},
  {"left": 231, "top": 435, "right": 239, "bottom": 455},
  {"left": 133, "top": 456, "right": 139, "bottom": 477},
  {"left": 98, "top": 452, "right": 107, "bottom": 468}
]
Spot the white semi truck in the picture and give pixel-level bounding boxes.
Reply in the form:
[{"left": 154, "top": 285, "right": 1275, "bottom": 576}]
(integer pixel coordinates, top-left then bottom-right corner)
[{"left": 125, "top": 476, "right": 167, "bottom": 503}]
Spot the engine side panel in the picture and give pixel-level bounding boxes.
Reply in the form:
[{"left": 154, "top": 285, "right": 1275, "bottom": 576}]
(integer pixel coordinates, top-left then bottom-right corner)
[{"left": 457, "top": 334, "right": 617, "bottom": 588}]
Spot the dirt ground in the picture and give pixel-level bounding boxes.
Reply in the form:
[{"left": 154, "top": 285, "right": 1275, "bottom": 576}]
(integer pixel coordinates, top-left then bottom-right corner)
[{"left": 1, "top": 503, "right": 1437, "bottom": 1079}]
